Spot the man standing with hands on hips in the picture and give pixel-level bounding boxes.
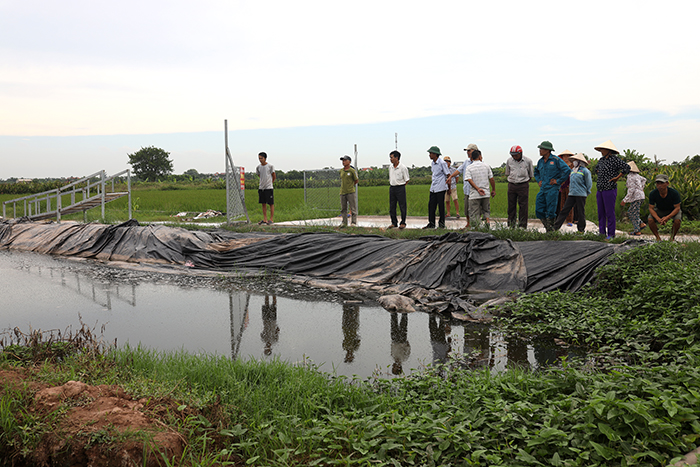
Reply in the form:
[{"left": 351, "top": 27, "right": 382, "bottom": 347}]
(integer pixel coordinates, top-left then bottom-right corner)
[
  {"left": 534, "top": 141, "right": 570, "bottom": 232},
  {"left": 505, "top": 145, "right": 534, "bottom": 228}
]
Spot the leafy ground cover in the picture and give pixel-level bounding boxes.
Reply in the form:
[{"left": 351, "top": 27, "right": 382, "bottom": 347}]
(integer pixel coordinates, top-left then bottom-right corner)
[{"left": 2, "top": 242, "right": 700, "bottom": 466}]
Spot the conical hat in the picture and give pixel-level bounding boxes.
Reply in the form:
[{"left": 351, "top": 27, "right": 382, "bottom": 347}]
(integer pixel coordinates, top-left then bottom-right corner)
[
  {"left": 571, "top": 153, "right": 589, "bottom": 165},
  {"left": 627, "top": 161, "right": 640, "bottom": 173},
  {"left": 594, "top": 140, "right": 620, "bottom": 154},
  {"left": 559, "top": 149, "right": 574, "bottom": 156}
]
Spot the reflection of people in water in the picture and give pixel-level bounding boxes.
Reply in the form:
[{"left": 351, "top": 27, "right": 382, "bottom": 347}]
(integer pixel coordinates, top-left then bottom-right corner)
[
  {"left": 260, "top": 294, "right": 279, "bottom": 356},
  {"left": 463, "top": 325, "right": 490, "bottom": 368},
  {"left": 390, "top": 312, "right": 411, "bottom": 375},
  {"left": 428, "top": 314, "right": 452, "bottom": 364},
  {"left": 342, "top": 303, "right": 361, "bottom": 363}
]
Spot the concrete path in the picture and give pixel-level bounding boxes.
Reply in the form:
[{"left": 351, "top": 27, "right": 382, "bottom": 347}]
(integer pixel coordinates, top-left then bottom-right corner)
[{"left": 276, "top": 215, "right": 699, "bottom": 241}]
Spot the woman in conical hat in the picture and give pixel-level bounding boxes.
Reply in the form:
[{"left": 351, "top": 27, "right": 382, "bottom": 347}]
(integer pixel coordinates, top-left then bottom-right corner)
[
  {"left": 553, "top": 153, "right": 592, "bottom": 233},
  {"left": 620, "top": 161, "right": 648, "bottom": 236},
  {"left": 594, "top": 140, "right": 631, "bottom": 240}
]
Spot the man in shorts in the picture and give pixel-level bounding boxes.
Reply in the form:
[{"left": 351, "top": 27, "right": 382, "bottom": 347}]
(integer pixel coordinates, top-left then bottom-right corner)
[
  {"left": 256, "top": 152, "right": 276, "bottom": 225},
  {"left": 647, "top": 174, "right": 682, "bottom": 241}
]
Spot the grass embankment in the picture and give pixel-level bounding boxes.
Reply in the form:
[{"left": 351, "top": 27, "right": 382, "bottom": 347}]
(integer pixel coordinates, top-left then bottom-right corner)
[{"left": 3, "top": 242, "right": 700, "bottom": 466}]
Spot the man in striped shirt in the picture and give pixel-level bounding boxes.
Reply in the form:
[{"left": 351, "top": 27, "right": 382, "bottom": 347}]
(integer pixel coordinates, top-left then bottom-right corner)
[{"left": 463, "top": 149, "right": 496, "bottom": 228}]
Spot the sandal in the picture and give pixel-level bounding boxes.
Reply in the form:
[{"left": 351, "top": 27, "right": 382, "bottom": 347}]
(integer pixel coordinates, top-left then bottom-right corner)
[
  {"left": 629, "top": 231, "right": 642, "bottom": 236},
  {"left": 258, "top": 220, "right": 266, "bottom": 225}
]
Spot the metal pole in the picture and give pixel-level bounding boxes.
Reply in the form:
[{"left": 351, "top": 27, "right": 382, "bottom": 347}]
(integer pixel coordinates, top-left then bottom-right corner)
[
  {"left": 395, "top": 132, "right": 398, "bottom": 149},
  {"left": 57, "top": 189, "right": 62, "bottom": 223},
  {"left": 225, "top": 120, "right": 230, "bottom": 224},
  {"left": 127, "top": 169, "right": 132, "bottom": 220},
  {"left": 101, "top": 170, "right": 106, "bottom": 220}
]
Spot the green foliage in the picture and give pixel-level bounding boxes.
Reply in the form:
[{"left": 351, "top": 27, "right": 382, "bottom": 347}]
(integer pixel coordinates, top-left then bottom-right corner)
[
  {"left": 0, "top": 179, "right": 66, "bottom": 195},
  {"left": 501, "top": 242, "right": 700, "bottom": 364},
  {"left": 127, "top": 146, "right": 174, "bottom": 182},
  {"left": 622, "top": 149, "right": 656, "bottom": 171}
]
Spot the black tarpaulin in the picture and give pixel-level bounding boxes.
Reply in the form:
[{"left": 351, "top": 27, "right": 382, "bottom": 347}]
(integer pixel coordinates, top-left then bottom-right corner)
[
  {"left": 0, "top": 219, "right": 628, "bottom": 298},
  {"left": 516, "top": 240, "right": 631, "bottom": 293}
]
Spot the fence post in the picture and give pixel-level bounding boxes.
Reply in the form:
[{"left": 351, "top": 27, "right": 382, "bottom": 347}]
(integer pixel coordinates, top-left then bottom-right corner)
[
  {"left": 101, "top": 170, "right": 106, "bottom": 220},
  {"left": 57, "top": 189, "right": 62, "bottom": 223}
]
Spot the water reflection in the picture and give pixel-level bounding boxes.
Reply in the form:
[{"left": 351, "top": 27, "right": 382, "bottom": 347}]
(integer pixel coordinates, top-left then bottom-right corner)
[
  {"left": 341, "top": 303, "right": 361, "bottom": 363},
  {"left": 429, "top": 314, "right": 452, "bottom": 365},
  {"left": 1, "top": 250, "right": 576, "bottom": 379},
  {"left": 390, "top": 313, "right": 410, "bottom": 375},
  {"left": 260, "top": 295, "right": 279, "bottom": 356}
]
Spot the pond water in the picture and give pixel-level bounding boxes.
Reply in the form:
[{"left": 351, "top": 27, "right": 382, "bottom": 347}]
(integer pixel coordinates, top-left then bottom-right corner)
[{"left": 0, "top": 250, "right": 567, "bottom": 379}]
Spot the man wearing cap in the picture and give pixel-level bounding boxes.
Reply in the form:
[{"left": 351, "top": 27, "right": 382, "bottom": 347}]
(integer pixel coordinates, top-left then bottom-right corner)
[
  {"left": 505, "top": 145, "right": 534, "bottom": 228},
  {"left": 534, "top": 141, "right": 571, "bottom": 231},
  {"left": 594, "top": 140, "right": 630, "bottom": 239},
  {"left": 424, "top": 146, "right": 451, "bottom": 229},
  {"left": 647, "top": 174, "right": 682, "bottom": 241},
  {"left": 443, "top": 156, "right": 459, "bottom": 219},
  {"left": 447, "top": 143, "right": 478, "bottom": 229},
  {"left": 339, "top": 155, "right": 359, "bottom": 227},
  {"left": 388, "top": 150, "right": 410, "bottom": 229}
]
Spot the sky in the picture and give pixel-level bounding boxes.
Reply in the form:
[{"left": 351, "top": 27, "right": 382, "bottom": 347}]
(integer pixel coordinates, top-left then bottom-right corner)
[{"left": 1, "top": 0, "right": 699, "bottom": 178}]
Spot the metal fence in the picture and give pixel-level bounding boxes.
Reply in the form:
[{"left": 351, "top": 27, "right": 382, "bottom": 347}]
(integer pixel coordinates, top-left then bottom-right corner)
[
  {"left": 303, "top": 168, "right": 342, "bottom": 211},
  {"left": 225, "top": 148, "right": 249, "bottom": 224}
]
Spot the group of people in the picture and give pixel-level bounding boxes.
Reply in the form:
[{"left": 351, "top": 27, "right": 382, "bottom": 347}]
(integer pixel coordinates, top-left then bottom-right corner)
[
  {"left": 255, "top": 142, "right": 683, "bottom": 240},
  {"left": 384, "top": 140, "right": 682, "bottom": 240}
]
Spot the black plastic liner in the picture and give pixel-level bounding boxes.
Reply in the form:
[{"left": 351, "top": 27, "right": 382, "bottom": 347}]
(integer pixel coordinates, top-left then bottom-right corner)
[{"left": 0, "top": 219, "right": 629, "bottom": 298}]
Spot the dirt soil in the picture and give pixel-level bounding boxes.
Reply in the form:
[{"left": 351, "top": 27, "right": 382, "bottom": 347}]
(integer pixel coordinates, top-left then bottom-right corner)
[{"left": 0, "top": 367, "right": 197, "bottom": 467}]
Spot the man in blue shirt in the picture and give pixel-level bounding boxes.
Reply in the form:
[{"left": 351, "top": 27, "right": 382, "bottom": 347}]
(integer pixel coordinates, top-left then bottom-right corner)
[
  {"left": 534, "top": 141, "right": 571, "bottom": 231},
  {"left": 424, "top": 146, "right": 451, "bottom": 229}
]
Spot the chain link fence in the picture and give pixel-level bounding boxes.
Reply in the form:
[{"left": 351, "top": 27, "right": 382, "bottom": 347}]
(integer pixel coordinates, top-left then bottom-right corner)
[
  {"left": 226, "top": 149, "right": 249, "bottom": 224},
  {"left": 303, "top": 168, "right": 342, "bottom": 211}
]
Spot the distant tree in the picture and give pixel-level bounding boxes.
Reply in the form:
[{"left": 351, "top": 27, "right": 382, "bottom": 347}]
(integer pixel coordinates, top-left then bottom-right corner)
[
  {"left": 127, "top": 146, "right": 174, "bottom": 182},
  {"left": 673, "top": 154, "right": 700, "bottom": 170},
  {"left": 183, "top": 168, "right": 199, "bottom": 177}
]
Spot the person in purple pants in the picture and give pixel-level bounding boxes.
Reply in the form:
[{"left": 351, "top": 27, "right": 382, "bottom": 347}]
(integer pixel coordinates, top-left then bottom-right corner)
[{"left": 593, "top": 140, "right": 630, "bottom": 240}]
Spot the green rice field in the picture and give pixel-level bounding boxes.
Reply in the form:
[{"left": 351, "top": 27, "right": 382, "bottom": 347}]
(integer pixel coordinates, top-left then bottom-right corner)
[{"left": 0, "top": 183, "right": 625, "bottom": 224}]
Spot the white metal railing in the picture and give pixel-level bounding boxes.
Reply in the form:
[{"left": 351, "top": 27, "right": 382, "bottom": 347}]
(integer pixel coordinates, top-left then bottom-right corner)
[{"left": 2, "top": 169, "right": 132, "bottom": 222}]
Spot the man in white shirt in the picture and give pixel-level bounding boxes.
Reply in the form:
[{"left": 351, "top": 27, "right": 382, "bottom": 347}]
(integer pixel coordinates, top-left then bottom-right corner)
[
  {"left": 388, "top": 150, "right": 410, "bottom": 229},
  {"left": 447, "top": 143, "right": 478, "bottom": 229},
  {"left": 463, "top": 149, "right": 496, "bottom": 228}
]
